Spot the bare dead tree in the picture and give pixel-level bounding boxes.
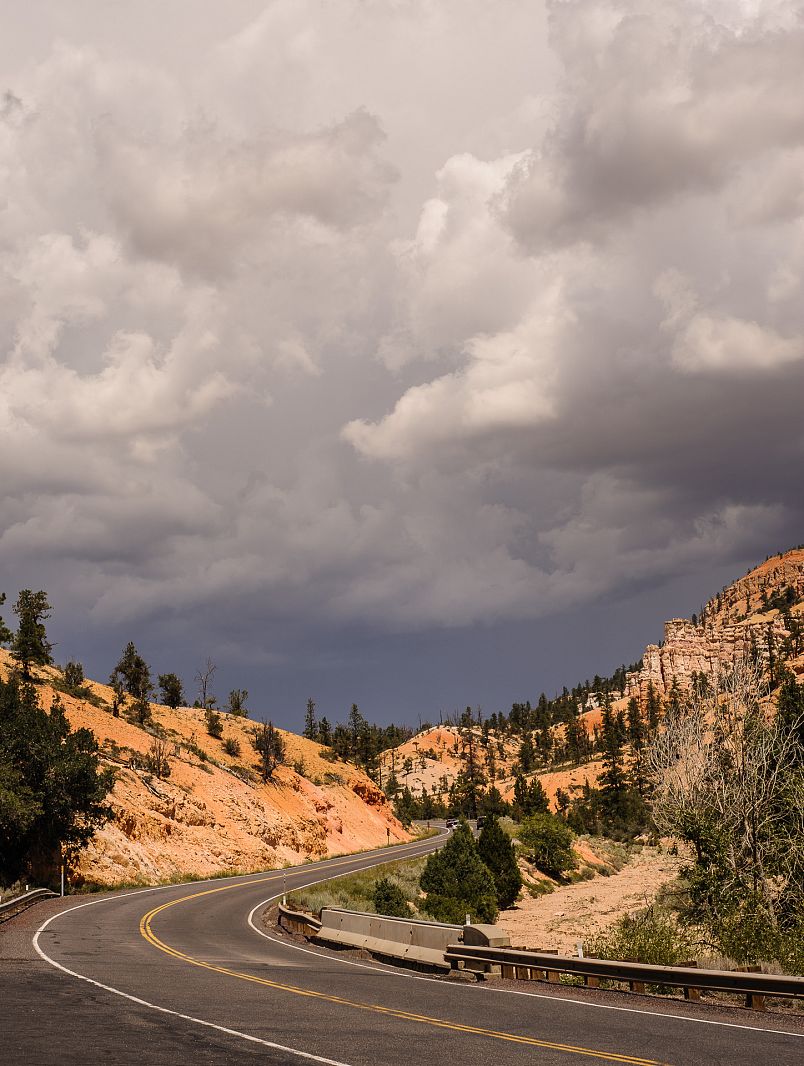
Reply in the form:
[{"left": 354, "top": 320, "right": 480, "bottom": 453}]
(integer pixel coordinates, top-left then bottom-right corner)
[
  {"left": 648, "top": 654, "right": 804, "bottom": 939},
  {"left": 195, "top": 657, "right": 217, "bottom": 709}
]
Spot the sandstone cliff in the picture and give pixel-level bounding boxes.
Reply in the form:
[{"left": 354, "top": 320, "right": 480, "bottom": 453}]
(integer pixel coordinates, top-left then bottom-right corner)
[
  {"left": 627, "top": 547, "right": 804, "bottom": 698},
  {"left": 0, "top": 651, "right": 409, "bottom": 887}
]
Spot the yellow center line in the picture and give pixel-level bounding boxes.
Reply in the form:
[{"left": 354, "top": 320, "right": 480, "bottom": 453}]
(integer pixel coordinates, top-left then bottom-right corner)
[{"left": 138, "top": 860, "right": 669, "bottom": 1066}]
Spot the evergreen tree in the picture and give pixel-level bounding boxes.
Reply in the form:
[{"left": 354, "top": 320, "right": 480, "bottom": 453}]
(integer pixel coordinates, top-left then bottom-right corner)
[
  {"left": 373, "top": 877, "right": 408, "bottom": 917},
  {"left": 626, "top": 696, "right": 649, "bottom": 795},
  {"left": 111, "top": 642, "right": 151, "bottom": 701},
  {"left": 0, "top": 677, "right": 112, "bottom": 884},
  {"left": 518, "top": 734, "right": 536, "bottom": 773},
  {"left": 565, "top": 713, "right": 588, "bottom": 766},
  {"left": 477, "top": 814, "right": 522, "bottom": 909},
  {"left": 254, "top": 721, "right": 285, "bottom": 781},
  {"left": 63, "top": 661, "right": 86, "bottom": 694},
  {"left": 600, "top": 703, "right": 627, "bottom": 807},
  {"left": 480, "top": 785, "right": 510, "bottom": 818},
  {"left": 513, "top": 774, "right": 549, "bottom": 818},
  {"left": 303, "top": 697, "right": 318, "bottom": 740},
  {"left": 0, "top": 593, "right": 12, "bottom": 647},
  {"left": 645, "top": 681, "right": 662, "bottom": 734},
  {"left": 226, "top": 689, "right": 249, "bottom": 717},
  {"left": 420, "top": 819, "right": 498, "bottom": 923},
  {"left": 318, "top": 716, "right": 332, "bottom": 746},
  {"left": 11, "top": 590, "right": 53, "bottom": 679},
  {"left": 776, "top": 672, "right": 804, "bottom": 761},
  {"left": 158, "top": 673, "right": 185, "bottom": 709},
  {"left": 457, "top": 720, "right": 485, "bottom": 818}
]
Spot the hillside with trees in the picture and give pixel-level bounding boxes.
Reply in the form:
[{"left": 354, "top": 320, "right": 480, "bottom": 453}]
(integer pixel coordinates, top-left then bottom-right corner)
[{"left": 0, "top": 593, "right": 409, "bottom": 891}]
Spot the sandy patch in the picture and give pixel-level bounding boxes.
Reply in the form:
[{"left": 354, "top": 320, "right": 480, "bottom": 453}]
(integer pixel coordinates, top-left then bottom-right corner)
[{"left": 498, "top": 846, "right": 684, "bottom": 954}]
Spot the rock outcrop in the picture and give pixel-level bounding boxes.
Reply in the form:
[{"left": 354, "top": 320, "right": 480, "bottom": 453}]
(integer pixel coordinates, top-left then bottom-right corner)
[{"left": 627, "top": 548, "right": 804, "bottom": 698}]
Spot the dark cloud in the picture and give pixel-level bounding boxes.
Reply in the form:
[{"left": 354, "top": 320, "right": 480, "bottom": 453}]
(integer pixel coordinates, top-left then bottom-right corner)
[{"left": 1, "top": 1, "right": 803, "bottom": 723}]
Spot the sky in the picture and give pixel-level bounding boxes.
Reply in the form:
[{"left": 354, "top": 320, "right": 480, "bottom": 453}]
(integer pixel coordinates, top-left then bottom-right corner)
[{"left": 2, "top": 1, "right": 803, "bottom": 731}]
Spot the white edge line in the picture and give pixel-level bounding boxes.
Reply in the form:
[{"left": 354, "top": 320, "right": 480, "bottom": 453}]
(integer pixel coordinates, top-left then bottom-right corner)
[
  {"left": 247, "top": 864, "right": 804, "bottom": 1042},
  {"left": 31, "top": 836, "right": 442, "bottom": 1066}
]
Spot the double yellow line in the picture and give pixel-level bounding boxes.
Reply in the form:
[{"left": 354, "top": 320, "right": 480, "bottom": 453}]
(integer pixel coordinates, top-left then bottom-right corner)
[{"left": 139, "top": 872, "right": 667, "bottom": 1065}]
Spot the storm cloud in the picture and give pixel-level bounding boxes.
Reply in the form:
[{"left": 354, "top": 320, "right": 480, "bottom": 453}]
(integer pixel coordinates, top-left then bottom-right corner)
[{"left": 2, "top": 1, "right": 803, "bottom": 722}]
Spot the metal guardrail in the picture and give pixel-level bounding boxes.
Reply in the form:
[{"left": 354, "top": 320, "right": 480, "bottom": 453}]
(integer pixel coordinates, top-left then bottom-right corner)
[
  {"left": 0, "top": 888, "right": 57, "bottom": 923},
  {"left": 444, "top": 945, "right": 804, "bottom": 1010}
]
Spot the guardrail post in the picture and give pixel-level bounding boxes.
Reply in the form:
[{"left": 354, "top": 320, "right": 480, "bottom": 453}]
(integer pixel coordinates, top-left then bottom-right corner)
[{"left": 629, "top": 980, "right": 646, "bottom": 994}]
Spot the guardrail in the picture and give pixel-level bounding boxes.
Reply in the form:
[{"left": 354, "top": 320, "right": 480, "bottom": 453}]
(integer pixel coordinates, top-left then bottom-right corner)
[
  {"left": 277, "top": 903, "right": 510, "bottom": 972},
  {"left": 315, "top": 907, "right": 466, "bottom": 971},
  {"left": 277, "top": 903, "right": 322, "bottom": 937},
  {"left": 0, "top": 888, "right": 57, "bottom": 924},
  {"left": 444, "top": 945, "right": 804, "bottom": 1010}
]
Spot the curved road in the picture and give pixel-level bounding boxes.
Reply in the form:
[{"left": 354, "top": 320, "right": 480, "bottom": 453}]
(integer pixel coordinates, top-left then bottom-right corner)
[{"left": 4, "top": 832, "right": 803, "bottom": 1065}]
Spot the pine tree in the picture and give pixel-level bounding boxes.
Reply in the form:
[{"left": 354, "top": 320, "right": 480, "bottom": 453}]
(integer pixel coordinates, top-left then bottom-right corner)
[
  {"left": 254, "top": 720, "right": 285, "bottom": 781},
  {"left": 226, "top": 689, "right": 249, "bottom": 717},
  {"left": 318, "top": 716, "right": 332, "bottom": 746},
  {"left": 11, "top": 590, "right": 53, "bottom": 679},
  {"left": 645, "top": 681, "right": 662, "bottom": 734},
  {"left": 158, "top": 673, "right": 185, "bottom": 709},
  {"left": 111, "top": 642, "right": 151, "bottom": 701},
  {"left": 0, "top": 593, "right": 12, "bottom": 647},
  {"left": 600, "top": 703, "right": 626, "bottom": 799},
  {"left": 477, "top": 814, "right": 522, "bottom": 909},
  {"left": 420, "top": 819, "right": 498, "bottom": 923},
  {"left": 776, "top": 672, "right": 804, "bottom": 761},
  {"left": 0, "top": 676, "right": 112, "bottom": 883},
  {"left": 626, "top": 696, "right": 649, "bottom": 795},
  {"left": 303, "top": 697, "right": 318, "bottom": 740}
]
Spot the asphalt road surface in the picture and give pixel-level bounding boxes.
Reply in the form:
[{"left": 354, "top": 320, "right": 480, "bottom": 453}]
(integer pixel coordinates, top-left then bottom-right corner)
[{"left": 3, "top": 831, "right": 803, "bottom": 1066}]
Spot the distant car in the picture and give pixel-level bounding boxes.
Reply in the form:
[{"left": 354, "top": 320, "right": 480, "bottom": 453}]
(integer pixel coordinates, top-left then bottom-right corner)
[{"left": 445, "top": 818, "right": 458, "bottom": 828}]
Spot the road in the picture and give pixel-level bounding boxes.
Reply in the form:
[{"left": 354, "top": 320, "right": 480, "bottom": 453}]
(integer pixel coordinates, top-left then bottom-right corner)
[{"left": 3, "top": 831, "right": 803, "bottom": 1066}]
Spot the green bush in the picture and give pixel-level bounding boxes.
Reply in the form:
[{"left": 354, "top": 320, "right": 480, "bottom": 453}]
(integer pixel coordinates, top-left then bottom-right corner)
[
  {"left": 373, "top": 877, "right": 409, "bottom": 917},
  {"left": 205, "top": 710, "right": 223, "bottom": 739},
  {"left": 517, "top": 813, "right": 577, "bottom": 878},
  {"left": 222, "top": 737, "right": 241, "bottom": 758},
  {"left": 589, "top": 906, "right": 696, "bottom": 967}
]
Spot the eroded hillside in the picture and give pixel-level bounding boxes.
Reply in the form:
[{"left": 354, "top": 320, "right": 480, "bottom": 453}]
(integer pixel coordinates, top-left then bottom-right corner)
[{"left": 0, "top": 650, "right": 409, "bottom": 887}]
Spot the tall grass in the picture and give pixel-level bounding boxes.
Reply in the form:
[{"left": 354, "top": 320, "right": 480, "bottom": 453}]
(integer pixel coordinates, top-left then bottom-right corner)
[{"left": 288, "top": 855, "right": 428, "bottom": 917}]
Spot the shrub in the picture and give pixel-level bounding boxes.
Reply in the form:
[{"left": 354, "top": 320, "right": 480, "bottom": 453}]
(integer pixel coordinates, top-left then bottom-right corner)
[
  {"left": 222, "top": 737, "right": 241, "bottom": 758},
  {"left": 205, "top": 710, "right": 223, "bottom": 739},
  {"left": 517, "top": 813, "right": 577, "bottom": 879},
  {"left": 373, "top": 877, "right": 409, "bottom": 917},
  {"left": 588, "top": 906, "right": 696, "bottom": 968},
  {"left": 143, "top": 739, "right": 171, "bottom": 780},
  {"left": 63, "top": 661, "right": 85, "bottom": 692}
]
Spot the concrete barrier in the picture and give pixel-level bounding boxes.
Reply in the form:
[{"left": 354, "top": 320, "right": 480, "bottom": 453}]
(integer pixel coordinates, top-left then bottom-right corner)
[{"left": 315, "top": 908, "right": 510, "bottom": 971}]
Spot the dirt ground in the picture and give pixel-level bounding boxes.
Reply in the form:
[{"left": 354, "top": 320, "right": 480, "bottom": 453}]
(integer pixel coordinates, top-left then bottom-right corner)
[{"left": 498, "top": 845, "right": 684, "bottom": 954}]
